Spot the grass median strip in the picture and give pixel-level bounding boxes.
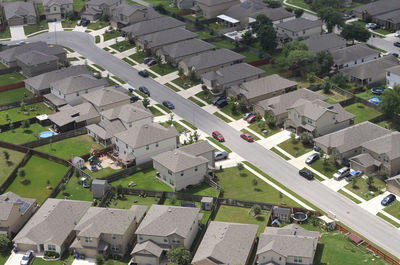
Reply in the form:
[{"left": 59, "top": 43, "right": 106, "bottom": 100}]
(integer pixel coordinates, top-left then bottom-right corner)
[
  {"left": 156, "top": 104, "right": 171, "bottom": 113},
  {"left": 111, "top": 76, "right": 126, "bottom": 84},
  {"left": 270, "top": 147, "right": 290, "bottom": 160},
  {"left": 148, "top": 106, "right": 163, "bottom": 116},
  {"left": 180, "top": 120, "right": 197, "bottom": 130},
  {"left": 188, "top": 96, "right": 205, "bottom": 107},
  {"left": 213, "top": 112, "right": 232, "bottom": 123},
  {"left": 122, "top": 57, "right": 136, "bottom": 66},
  {"left": 338, "top": 189, "right": 362, "bottom": 204},
  {"left": 206, "top": 137, "right": 231, "bottom": 153},
  {"left": 376, "top": 212, "right": 400, "bottom": 228},
  {"left": 165, "top": 83, "right": 180, "bottom": 92},
  {"left": 134, "top": 89, "right": 147, "bottom": 98},
  {"left": 92, "top": 64, "right": 105, "bottom": 71}
]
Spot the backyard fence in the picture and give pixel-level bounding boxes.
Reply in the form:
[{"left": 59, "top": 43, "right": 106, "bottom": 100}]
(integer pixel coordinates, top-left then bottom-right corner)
[
  {"left": 22, "top": 127, "right": 88, "bottom": 148},
  {"left": 0, "top": 95, "right": 44, "bottom": 112},
  {"left": 0, "top": 81, "right": 25, "bottom": 92},
  {"left": 30, "top": 149, "right": 71, "bottom": 167},
  {"left": 248, "top": 57, "right": 271, "bottom": 67},
  {"left": 0, "top": 66, "right": 20, "bottom": 76},
  {"left": 0, "top": 149, "right": 32, "bottom": 194},
  {"left": 48, "top": 166, "right": 74, "bottom": 199},
  {"left": 176, "top": 9, "right": 194, "bottom": 16},
  {"left": 97, "top": 161, "right": 153, "bottom": 182}
]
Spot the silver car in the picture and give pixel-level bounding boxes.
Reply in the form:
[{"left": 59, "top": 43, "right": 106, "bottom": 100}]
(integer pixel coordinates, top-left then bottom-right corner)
[
  {"left": 215, "top": 151, "right": 229, "bottom": 161},
  {"left": 20, "top": 250, "right": 35, "bottom": 265}
]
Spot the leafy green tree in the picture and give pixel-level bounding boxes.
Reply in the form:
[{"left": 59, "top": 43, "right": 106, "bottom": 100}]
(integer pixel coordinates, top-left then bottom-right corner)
[
  {"left": 142, "top": 98, "right": 150, "bottom": 108},
  {"left": 352, "top": 177, "right": 357, "bottom": 189},
  {"left": 241, "top": 31, "right": 256, "bottom": 45},
  {"left": 258, "top": 25, "right": 277, "bottom": 51},
  {"left": 300, "top": 132, "right": 313, "bottom": 146},
  {"left": 366, "top": 175, "right": 375, "bottom": 190},
  {"left": 320, "top": 77, "right": 332, "bottom": 94},
  {"left": 167, "top": 247, "right": 191, "bottom": 265},
  {"left": 0, "top": 234, "right": 10, "bottom": 251},
  {"left": 18, "top": 168, "right": 26, "bottom": 178},
  {"left": 341, "top": 23, "right": 371, "bottom": 44},
  {"left": 21, "top": 120, "right": 30, "bottom": 129},
  {"left": 267, "top": 0, "right": 281, "bottom": 8},
  {"left": 312, "top": 0, "right": 344, "bottom": 11},
  {"left": 95, "top": 254, "right": 104, "bottom": 265},
  {"left": 3, "top": 150, "right": 10, "bottom": 161},
  {"left": 330, "top": 72, "right": 348, "bottom": 88},
  {"left": 251, "top": 204, "right": 262, "bottom": 215},
  {"left": 317, "top": 7, "right": 344, "bottom": 32},
  {"left": 313, "top": 51, "right": 333, "bottom": 76},
  {"left": 285, "top": 49, "right": 314, "bottom": 69},
  {"left": 381, "top": 85, "right": 400, "bottom": 115},
  {"left": 251, "top": 14, "right": 272, "bottom": 34},
  {"left": 154, "top": 4, "right": 167, "bottom": 14},
  {"left": 282, "top": 41, "right": 308, "bottom": 57},
  {"left": 294, "top": 9, "right": 304, "bottom": 18}
]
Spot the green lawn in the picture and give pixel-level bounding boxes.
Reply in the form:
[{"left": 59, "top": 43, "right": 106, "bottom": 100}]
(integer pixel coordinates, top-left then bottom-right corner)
[
  {"left": 110, "top": 40, "right": 135, "bottom": 52},
  {"left": 0, "top": 123, "right": 49, "bottom": 144},
  {"left": 33, "top": 254, "right": 73, "bottom": 265},
  {"left": 338, "top": 189, "right": 362, "bottom": 204},
  {"left": 148, "top": 106, "right": 163, "bottom": 116},
  {"left": 0, "top": 102, "right": 52, "bottom": 125},
  {"left": 181, "top": 182, "right": 219, "bottom": 197},
  {"left": 34, "top": 134, "right": 103, "bottom": 160},
  {"left": 73, "top": 0, "right": 87, "bottom": 11},
  {"left": 344, "top": 103, "right": 382, "bottom": 124},
  {"left": 23, "top": 20, "right": 48, "bottom": 35},
  {"left": 316, "top": 90, "right": 349, "bottom": 103},
  {"left": 0, "top": 250, "right": 11, "bottom": 265},
  {"left": 278, "top": 138, "right": 312, "bottom": 158},
  {"left": 92, "top": 64, "right": 105, "bottom": 71},
  {"left": 220, "top": 105, "right": 245, "bottom": 120},
  {"left": 87, "top": 21, "right": 109, "bottom": 30},
  {"left": 0, "top": 72, "right": 26, "bottom": 86},
  {"left": 140, "top": 0, "right": 180, "bottom": 13},
  {"left": 165, "top": 83, "right": 180, "bottom": 92},
  {"left": 122, "top": 57, "right": 136, "bottom": 66},
  {"left": 383, "top": 201, "right": 400, "bottom": 220},
  {"left": 213, "top": 112, "right": 232, "bottom": 123},
  {"left": 0, "top": 87, "right": 32, "bottom": 105},
  {"left": 344, "top": 177, "right": 386, "bottom": 201},
  {"left": 61, "top": 20, "right": 77, "bottom": 28},
  {"left": 214, "top": 205, "right": 269, "bottom": 235},
  {"left": 129, "top": 50, "right": 148, "bottom": 63},
  {"left": 195, "top": 90, "right": 213, "bottom": 104},
  {"left": 240, "top": 128, "right": 260, "bottom": 141},
  {"left": 366, "top": 44, "right": 386, "bottom": 53},
  {"left": 309, "top": 159, "right": 341, "bottom": 179},
  {"left": 196, "top": 30, "right": 213, "bottom": 40},
  {"left": 206, "top": 137, "right": 232, "bottom": 153},
  {"left": 210, "top": 40, "right": 235, "bottom": 50},
  {"left": 150, "top": 63, "right": 177, "bottom": 76},
  {"left": 180, "top": 120, "right": 197, "bottom": 130},
  {"left": 103, "top": 30, "right": 121, "bottom": 41},
  {"left": 156, "top": 103, "right": 172, "bottom": 113},
  {"left": 240, "top": 51, "right": 259, "bottom": 62},
  {"left": 188, "top": 96, "right": 205, "bottom": 107},
  {"left": 110, "top": 194, "right": 158, "bottom": 210},
  {"left": 377, "top": 212, "right": 400, "bottom": 228},
  {"left": 106, "top": 77, "right": 118, "bottom": 86},
  {"left": 83, "top": 167, "right": 123, "bottom": 179},
  {"left": 171, "top": 76, "right": 200, "bottom": 89},
  {"left": 6, "top": 155, "right": 68, "bottom": 204},
  {"left": 377, "top": 120, "right": 400, "bottom": 131},
  {"left": 110, "top": 167, "right": 173, "bottom": 191},
  {"left": 215, "top": 167, "right": 301, "bottom": 207},
  {"left": 248, "top": 121, "right": 280, "bottom": 138},
  {"left": 286, "top": 0, "right": 311, "bottom": 10},
  {"left": 256, "top": 52, "right": 288, "bottom": 75},
  {"left": 0, "top": 27, "right": 11, "bottom": 39},
  {"left": 56, "top": 173, "right": 93, "bottom": 201},
  {"left": 111, "top": 76, "right": 126, "bottom": 84},
  {"left": 0, "top": 147, "right": 25, "bottom": 186},
  {"left": 161, "top": 121, "right": 186, "bottom": 133},
  {"left": 270, "top": 147, "right": 290, "bottom": 160},
  {"left": 67, "top": 57, "right": 79, "bottom": 62}
]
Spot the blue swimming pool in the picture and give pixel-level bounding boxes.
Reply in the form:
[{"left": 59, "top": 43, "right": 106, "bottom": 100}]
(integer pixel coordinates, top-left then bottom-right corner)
[
  {"left": 369, "top": 96, "right": 381, "bottom": 105},
  {"left": 38, "top": 131, "right": 54, "bottom": 139}
]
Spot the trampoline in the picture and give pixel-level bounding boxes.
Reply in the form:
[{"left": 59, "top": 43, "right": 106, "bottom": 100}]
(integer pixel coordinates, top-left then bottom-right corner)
[
  {"left": 38, "top": 131, "right": 54, "bottom": 139},
  {"left": 369, "top": 96, "right": 381, "bottom": 105},
  {"left": 292, "top": 212, "right": 308, "bottom": 223}
]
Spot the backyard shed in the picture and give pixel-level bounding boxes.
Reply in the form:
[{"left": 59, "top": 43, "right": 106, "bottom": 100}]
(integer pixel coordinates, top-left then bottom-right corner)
[
  {"left": 72, "top": 157, "right": 85, "bottom": 169},
  {"left": 201, "top": 197, "right": 213, "bottom": 211},
  {"left": 91, "top": 179, "right": 110, "bottom": 199},
  {"left": 272, "top": 206, "right": 291, "bottom": 223}
]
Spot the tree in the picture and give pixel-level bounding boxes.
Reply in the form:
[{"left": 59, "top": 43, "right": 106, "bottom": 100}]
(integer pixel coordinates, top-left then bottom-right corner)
[
  {"left": 285, "top": 49, "right": 314, "bottom": 69},
  {"left": 237, "top": 162, "right": 244, "bottom": 170},
  {"left": 194, "top": 18, "right": 202, "bottom": 29},
  {"left": 341, "top": 23, "right": 371, "bottom": 44},
  {"left": 312, "top": 51, "right": 333, "bottom": 76},
  {"left": 352, "top": 177, "right": 357, "bottom": 189},
  {"left": 251, "top": 204, "right": 262, "bottom": 215},
  {"left": 3, "top": 150, "right": 10, "bottom": 161},
  {"left": 241, "top": 31, "right": 256, "bottom": 45},
  {"left": 266, "top": 0, "right": 281, "bottom": 8},
  {"left": 366, "top": 175, "right": 375, "bottom": 190},
  {"left": 294, "top": 9, "right": 304, "bottom": 18},
  {"left": 142, "top": 98, "right": 150, "bottom": 108},
  {"left": 167, "top": 247, "right": 191, "bottom": 265},
  {"left": 95, "top": 254, "right": 105, "bottom": 265},
  {"left": 317, "top": 7, "right": 344, "bottom": 33},
  {"left": 168, "top": 113, "right": 174, "bottom": 125},
  {"left": 330, "top": 72, "right": 348, "bottom": 88},
  {"left": 154, "top": 4, "right": 167, "bottom": 14},
  {"left": 290, "top": 132, "right": 297, "bottom": 144},
  {"left": 320, "top": 77, "right": 332, "bottom": 94},
  {"left": 299, "top": 132, "right": 313, "bottom": 146},
  {"left": 0, "top": 234, "right": 10, "bottom": 251},
  {"left": 20, "top": 101, "right": 26, "bottom": 111},
  {"left": 312, "top": 0, "right": 344, "bottom": 11},
  {"left": 18, "top": 168, "right": 26, "bottom": 178},
  {"left": 227, "top": 96, "right": 238, "bottom": 114},
  {"left": 282, "top": 41, "right": 308, "bottom": 57},
  {"left": 21, "top": 120, "right": 30, "bottom": 129},
  {"left": 257, "top": 25, "right": 277, "bottom": 51},
  {"left": 381, "top": 85, "right": 400, "bottom": 115},
  {"left": 251, "top": 14, "right": 272, "bottom": 34}
]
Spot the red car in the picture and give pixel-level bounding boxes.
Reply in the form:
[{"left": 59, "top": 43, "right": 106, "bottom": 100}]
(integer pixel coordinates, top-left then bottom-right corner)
[
  {"left": 240, "top": 133, "right": 254, "bottom": 142},
  {"left": 212, "top": 131, "right": 225, "bottom": 142},
  {"left": 246, "top": 115, "right": 256, "bottom": 124}
]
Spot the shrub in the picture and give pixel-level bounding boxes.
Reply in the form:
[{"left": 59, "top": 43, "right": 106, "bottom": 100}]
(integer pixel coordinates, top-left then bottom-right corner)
[
  {"left": 0, "top": 234, "right": 10, "bottom": 251},
  {"left": 96, "top": 254, "right": 105, "bottom": 265},
  {"left": 237, "top": 163, "right": 244, "bottom": 170},
  {"left": 44, "top": 251, "right": 60, "bottom": 259},
  {"left": 18, "top": 168, "right": 26, "bottom": 178},
  {"left": 300, "top": 132, "right": 313, "bottom": 146},
  {"left": 251, "top": 204, "right": 261, "bottom": 215}
]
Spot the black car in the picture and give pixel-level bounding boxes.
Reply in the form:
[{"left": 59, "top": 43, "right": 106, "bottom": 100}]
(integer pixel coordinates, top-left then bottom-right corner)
[
  {"left": 81, "top": 18, "right": 90, "bottom": 26},
  {"left": 128, "top": 87, "right": 134, "bottom": 93},
  {"left": 163, "top": 100, "right": 175, "bottom": 110},
  {"left": 211, "top": 96, "right": 226, "bottom": 105},
  {"left": 299, "top": 169, "right": 314, "bottom": 180},
  {"left": 391, "top": 53, "right": 399, "bottom": 58},
  {"left": 305, "top": 153, "right": 319, "bottom": 164},
  {"left": 371, "top": 86, "right": 385, "bottom": 95},
  {"left": 381, "top": 194, "right": 396, "bottom": 206},
  {"left": 130, "top": 95, "right": 139, "bottom": 102},
  {"left": 138, "top": 70, "right": 149, "bottom": 78},
  {"left": 394, "top": 42, "right": 400, "bottom": 48},
  {"left": 139, "top": 86, "right": 150, "bottom": 96},
  {"left": 215, "top": 98, "right": 228, "bottom": 108}
]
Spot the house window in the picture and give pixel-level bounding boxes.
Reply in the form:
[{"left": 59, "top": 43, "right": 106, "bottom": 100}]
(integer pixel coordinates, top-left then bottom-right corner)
[
  {"left": 163, "top": 175, "right": 166, "bottom": 180},
  {"left": 172, "top": 238, "right": 180, "bottom": 244},
  {"left": 168, "top": 170, "right": 172, "bottom": 175},
  {"left": 384, "top": 156, "right": 389, "bottom": 162},
  {"left": 112, "top": 234, "right": 116, "bottom": 240},
  {"left": 387, "top": 72, "right": 391, "bottom": 76},
  {"left": 146, "top": 145, "right": 149, "bottom": 150},
  {"left": 170, "top": 179, "right": 174, "bottom": 186},
  {"left": 102, "top": 116, "right": 104, "bottom": 120},
  {"left": 307, "top": 118, "right": 312, "bottom": 124},
  {"left": 101, "top": 107, "right": 104, "bottom": 111},
  {"left": 164, "top": 238, "right": 168, "bottom": 243},
  {"left": 85, "top": 237, "right": 92, "bottom": 243},
  {"left": 194, "top": 166, "right": 198, "bottom": 172},
  {"left": 76, "top": 92, "right": 79, "bottom": 96},
  {"left": 180, "top": 171, "right": 184, "bottom": 176},
  {"left": 111, "top": 245, "right": 120, "bottom": 251},
  {"left": 294, "top": 257, "right": 303, "bottom": 263},
  {"left": 156, "top": 142, "right": 159, "bottom": 147},
  {"left": 48, "top": 245, "right": 56, "bottom": 251},
  {"left": 126, "top": 144, "right": 128, "bottom": 148},
  {"left": 139, "top": 235, "right": 143, "bottom": 240}
]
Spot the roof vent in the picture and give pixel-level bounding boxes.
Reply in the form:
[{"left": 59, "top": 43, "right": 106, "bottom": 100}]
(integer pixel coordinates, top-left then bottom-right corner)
[{"left": 168, "top": 207, "right": 172, "bottom": 212}]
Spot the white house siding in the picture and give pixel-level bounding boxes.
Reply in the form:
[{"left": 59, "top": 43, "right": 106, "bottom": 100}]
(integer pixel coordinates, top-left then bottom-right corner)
[
  {"left": 387, "top": 72, "right": 400, "bottom": 88},
  {"left": 275, "top": 26, "right": 320, "bottom": 40},
  {"left": 258, "top": 250, "right": 286, "bottom": 265},
  {"left": 50, "top": 86, "right": 103, "bottom": 106},
  {"left": 339, "top": 53, "right": 379, "bottom": 69}
]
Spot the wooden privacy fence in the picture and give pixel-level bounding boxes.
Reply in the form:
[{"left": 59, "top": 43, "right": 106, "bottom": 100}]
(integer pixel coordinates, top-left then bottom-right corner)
[
  {"left": 0, "top": 81, "right": 25, "bottom": 92},
  {"left": 22, "top": 127, "right": 87, "bottom": 148}
]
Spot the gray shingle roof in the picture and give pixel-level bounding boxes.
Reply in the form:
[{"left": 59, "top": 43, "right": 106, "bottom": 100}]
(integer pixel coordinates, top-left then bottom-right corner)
[
  {"left": 276, "top": 18, "right": 322, "bottom": 32},
  {"left": 114, "top": 123, "right": 179, "bottom": 149},
  {"left": 122, "top": 16, "right": 185, "bottom": 37},
  {"left": 101, "top": 102, "right": 153, "bottom": 123},
  {"left": 332, "top": 44, "right": 379, "bottom": 66},
  {"left": 0, "top": 42, "right": 65, "bottom": 63},
  {"left": 80, "top": 87, "right": 130, "bottom": 108},
  {"left": 301, "top": 33, "right": 346, "bottom": 54},
  {"left": 25, "top": 66, "right": 91, "bottom": 92},
  {"left": 15, "top": 50, "right": 58, "bottom": 66},
  {"left": 192, "top": 221, "right": 258, "bottom": 265},
  {"left": 352, "top": 0, "right": 400, "bottom": 17},
  {"left": 86, "top": 0, "right": 120, "bottom": 7},
  {"left": 86, "top": 118, "right": 126, "bottom": 139},
  {"left": 224, "top": 1, "right": 294, "bottom": 22},
  {"left": 139, "top": 28, "right": 197, "bottom": 49},
  {"left": 386, "top": 65, "right": 400, "bottom": 76},
  {"left": 255, "top": 88, "right": 327, "bottom": 116},
  {"left": 43, "top": 0, "right": 73, "bottom": 6},
  {"left": 257, "top": 224, "right": 319, "bottom": 258},
  {"left": 375, "top": 9, "right": 400, "bottom": 24},
  {"left": 4, "top": 1, "right": 36, "bottom": 20},
  {"left": 49, "top": 102, "right": 100, "bottom": 126},
  {"left": 195, "top": 0, "right": 237, "bottom": 7},
  {"left": 161, "top": 39, "right": 215, "bottom": 59},
  {"left": 74, "top": 206, "right": 147, "bottom": 238},
  {"left": 183, "top": 49, "right": 245, "bottom": 71},
  {"left": 362, "top": 132, "right": 400, "bottom": 160},
  {"left": 153, "top": 150, "right": 208, "bottom": 172},
  {"left": 314, "top": 121, "right": 391, "bottom": 153},
  {"left": 178, "top": 141, "right": 214, "bottom": 156},
  {"left": 201, "top": 63, "right": 265, "bottom": 86},
  {"left": 131, "top": 241, "right": 164, "bottom": 257},
  {"left": 52, "top": 74, "right": 108, "bottom": 95},
  {"left": 14, "top": 199, "right": 91, "bottom": 247},
  {"left": 135, "top": 205, "right": 201, "bottom": 238},
  {"left": 0, "top": 192, "right": 36, "bottom": 221},
  {"left": 350, "top": 153, "right": 381, "bottom": 168},
  {"left": 340, "top": 55, "right": 399, "bottom": 80}
]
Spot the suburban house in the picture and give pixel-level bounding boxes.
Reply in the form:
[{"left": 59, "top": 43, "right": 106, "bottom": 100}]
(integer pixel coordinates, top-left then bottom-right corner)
[
  {"left": 135, "top": 28, "right": 197, "bottom": 53},
  {"left": 156, "top": 39, "right": 216, "bottom": 66},
  {"left": 314, "top": 121, "right": 391, "bottom": 163},
  {"left": 114, "top": 123, "right": 180, "bottom": 167},
  {"left": 44, "top": 74, "right": 108, "bottom": 108},
  {"left": 192, "top": 221, "right": 258, "bottom": 265},
  {"left": 191, "top": 0, "right": 240, "bottom": 19},
  {"left": 43, "top": 0, "right": 73, "bottom": 21},
  {"left": 131, "top": 205, "right": 202, "bottom": 265},
  {"left": 0, "top": 41, "right": 66, "bottom": 68},
  {"left": 340, "top": 55, "right": 399, "bottom": 86},
  {"left": 87, "top": 101, "right": 153, "bottom": 146},
  {"left": 82, "top": 0, "right": 122, "bottom": 20},
  {"left": 70, "top": 206, "right": 147, "bottom": 258},
  {"left": 386, "top": 174, "right": 400, "bottom": 197},
  {"left": 15, "top": 51, "right": 59, "bottom": 77},
  {"left": 275, "top": 18, "right": 323, "bottom": 42},
  {"left": 386, "top": 65, "right": 400, "bottom": 89},
  {"left": 0, "top": 192, "right": 37, "bottom": 238},
  {"left": 374, "top": 10, "right": 400, "bottom": 31},
  {"left": 122, "top": 16, "right": 185, "bottom": 42},
  {"left": 301, "top": 33, "right": 346, "bottom": 54},
  {"left": 284, "top": 99, "right": 355, "bottom": 137},
  {"left": 253, "top": 88, "right": 327, "bottom": 124},
  {"left": 229, "top": 74, "right": 298, "bottom": 105},
  {"left": 350, "top": 132, "right": 400, "bottom": 177},
  {"left": 179, "top": 49, "right": 245, "bottom": 79},
  {"left": 352, "top": 0, "right": 400, "bottom": 29},
  {"left": 152, "top": 141, "right": 215, "bottom": 191},
  {"left": 13, "top": 199, "right": 91, "bottom": 255},
  {"left": 174, "top": 0, "right": 193, "bottom": 9},
  {"left": 257, "top": 224, "right": 319, "bottom": 265},
  {"left": 110, "top": 3, "right": 160, "bottom": 28},
  {"left": 219, "top": 0, "right": 295, "bottom": 28},
  {"left": 24, "top": 65, "right": 91, "bottom": 95},
  {"left": 80, "top": 86, "right": 130, "bottom": 112},
  {"left": 3, "top": 1, "right": 36, "bottom": 26},
  {"left": 201, "top": 63, "right": 265, "bottom": 92},
  {"left": 331, "top": 44, "right": 379, "bottom": 69}
]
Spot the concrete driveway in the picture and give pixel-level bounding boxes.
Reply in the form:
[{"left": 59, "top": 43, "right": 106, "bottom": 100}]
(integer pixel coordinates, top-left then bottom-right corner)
[
  {"left": 48, "top": 21, "right": 63, "bottom": 32},
  {"left": 360, "top": 191, "right": 397, "bottom": 215},
  {"left": 10, "top": 25, "right": 26, "bottom": 41},
  {"left": 71, "top": 258, "right": 96, "bottom": 265},
  {"left": 4, "top": 252, "right": 24, "bottom": 265}
]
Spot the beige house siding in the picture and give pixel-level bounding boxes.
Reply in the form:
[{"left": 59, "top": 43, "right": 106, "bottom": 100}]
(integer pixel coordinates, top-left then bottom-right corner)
[
  {"left": 7, "top": 16, "right": 24, "bottom": 26},
  {"left": 387, "top": 181, "right": 400, "bottom": 196},
  {"left": 196, "top": 0, "right": 239, "bottom": 19},
  {"left": 132, "top": 250, "right": 161, "bottom": 265},
  {"left": 2, "top": 203, "right": 36, "bottom": 238},
  {"left": 17, "top": 59, "right": 59, "bottom": 78}
]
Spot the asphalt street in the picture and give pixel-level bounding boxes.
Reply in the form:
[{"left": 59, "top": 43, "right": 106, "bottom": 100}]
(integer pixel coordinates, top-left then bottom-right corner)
[{"left": 27, "top": 31, "right": 400, "bottom": 258}]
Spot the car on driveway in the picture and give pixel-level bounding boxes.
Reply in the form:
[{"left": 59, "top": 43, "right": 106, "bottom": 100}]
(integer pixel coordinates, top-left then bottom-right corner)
[
  {"left": 394, "top": 42, "right": 400, "bottom": 48},
  {"left": 212, "top": 96, "right": 226, "bottom": 105},
  {"left": 215, "top": 98, "right": 228, "bottom": 108},
  {"left": 212, "top": 131, "right": 225, "bottom": 142},
  {"left": 162, "top": 100, "right": 175, "bottom": 110},
  {"left": 299, "top": 169, "right": 313, "bottom": 180},
  {"left": 21, "top": 250, "right": 35, "bottom": 265},
  {"left": 381, "top": 194, "right": 396, "bottom": 206},
  {"left": 240, "top": 133, "right": 254, "bottom": 142},
  {"left": 139, "top": 86, "right": 150, "bottom": 96},
  {"left": 371, "top": 86, "right": 385, "bottom": 95},
  {"left": 243, "top": 112, "right": 256, "bottom": 120},
  {"left": 143, "top": 57, "right": 155, "bottom": 64},
  {"left": 246, "top": 115, "right": 257, "bottom": 124},
  {"left": 130, "top": 95, "right": 139, "bottom": 102},
  {"left": 366, "top": 23, "right": 378, "bottom": 29},
  {"left": 215, "top": 151, "right": 229, "bottom": 161},
  {"left": 345, "top": 170, "right": 362, "bottom": 181},
  {"left": 333, "top": 167, "right": 350, "bottom": 180},
  {"left": 138, "top": 70, "right": 149, "bottom": 78},
  {"left": 395, "top": 30, "right": 400, "bottom": 37},
  {"left": 147, "top": 59, "right": 157, "bottom": 66},
  {"left": 305, "top": 153, "right": 319, "bottom": 164}
]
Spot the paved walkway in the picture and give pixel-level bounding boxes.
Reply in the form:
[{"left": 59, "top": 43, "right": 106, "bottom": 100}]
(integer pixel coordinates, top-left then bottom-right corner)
[
  {"left": 71, "top": 258, "right": 96, "bottom": 265},
  {"left": 48, "top": 21, "right": 63, "bottom": 32},
  {"left": 10, "top": 25, "right": 26, "bottom": 41}
]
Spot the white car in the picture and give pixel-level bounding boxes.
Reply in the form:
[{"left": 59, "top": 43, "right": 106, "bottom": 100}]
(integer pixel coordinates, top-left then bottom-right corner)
[
  {"left": 365, "top": 23, "right": 378, "bottom": 29},
  {"left": 395, "top": 30, "right": 400, "bottom": 37},
  {"left": 333, "top": 167, "right": 350, "bottom": 181},
  {"left": 20, "top": 250, "right": 35, "bottom": 265}
]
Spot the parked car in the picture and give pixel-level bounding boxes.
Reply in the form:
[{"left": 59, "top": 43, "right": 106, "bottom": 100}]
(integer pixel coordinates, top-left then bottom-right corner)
[
  {"left": 366, "top": 23, "right": 378, "bottom": 29},
  {"left": 299, "top": 169, "right": 314, "bottom": 180},
  {"left": 333, "top": 167, "right": 350, "bottom": 180},
  {"left": 139, "top": 86, "right": 150, "bottom": 96},
  {"left": 381, "top": 194, "right": 396, "bottom": 206},
  {"left": 138, "top": 70, "right": 149, "bottom": 78},
  {"left": 130, "top": 95, "right": 139, "bottom": 102},
  {"left": 77, "top": 19, "right": 82, "bottom": 26},
  {"left": 211, "top": 96, "right": 226, "bottom": 105},
  {"left": 20, "top": 250, "right": 35, "bottom": 265},
  {"left": 215, "top": 151, "right": 229, "bottom": 161},
  {"left": 246, "top": 115, "right": 257, "bottom": 124},
  {"left": 147, "top": 59, "right": 157, "bottom": 66},
  {"left": 162, "top": 100, "right": 175, "bottom": 110},
  {"left": 215, "top": 98, "right": 228, "bottom": 108},
  {"left": 391, "top": 53, "right": 399, "bottom": 58},
  {"left": 345, "top": 170, "right": 362, "bottom": 182},
  {"left": 394, "top": 42, "right": 400, "bottom": 48},
  {"left": 243, "top": 112, "right": 256, "bottom": 120},
  {"left": 81, "top": 19, "right": 90, "bottom": 26},
  {"left": 305, "top": 153, "right": 319, "bottom": 164},
  {"left": 212, "top": 131, "right": 225, "bottom": 142},
  {"left": 395, "top": 30, "right": 400, "bottom": 38},
  {"left": 16, "top": 41, "right": 26, "bottom": 45},
  {"left": 128, "top": 87, "right": 134, "bottom": 92},
  {"left": 371, "top": 86, "right": 385, "bottom": 95},
  {"left": 240, "top": 133, "right": 254, "bottom": 142},
  {"left": 143, "top": 57, "right": 155, "bottom": 64}
]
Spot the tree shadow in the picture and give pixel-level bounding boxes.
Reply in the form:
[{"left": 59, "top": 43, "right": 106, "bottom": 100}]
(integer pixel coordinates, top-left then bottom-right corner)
[
  {"left": 313, "top": 243, "right": 327, "bottom": 265},
  {"left": 255, "top": 216, "right": 265, "bottom": 222},
  {"left": 253, "top": 188, "right": 262, "bottom": 192},
  {"left": 23, "top": 129, "right": 33, "bottom": 134}
]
